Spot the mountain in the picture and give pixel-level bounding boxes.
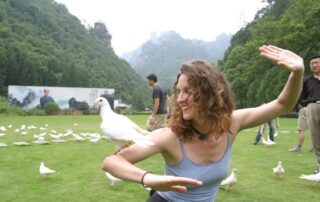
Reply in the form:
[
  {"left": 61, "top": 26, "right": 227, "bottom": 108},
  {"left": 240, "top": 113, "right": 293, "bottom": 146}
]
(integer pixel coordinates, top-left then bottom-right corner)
[
  {"left": 0, "top": 0, "right": 151, "bottom": 110},
  {"left": 122, "top": 31, "right": 231, "bottom": 91}
]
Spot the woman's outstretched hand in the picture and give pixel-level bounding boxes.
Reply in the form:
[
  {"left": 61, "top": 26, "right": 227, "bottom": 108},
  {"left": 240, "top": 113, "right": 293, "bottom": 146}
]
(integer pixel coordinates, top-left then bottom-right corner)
[
  {"left": 143, "top": 173, "right": 203, "bottom": 192},
  {"left": 259, "top": 45, "right": 304, "bottom": 72}
]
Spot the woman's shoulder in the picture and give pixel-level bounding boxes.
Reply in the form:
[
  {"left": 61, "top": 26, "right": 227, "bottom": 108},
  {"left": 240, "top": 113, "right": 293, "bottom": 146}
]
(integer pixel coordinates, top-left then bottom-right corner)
[
  {"left": 149, "top": 127, "right": 179, "bottom": 148},
  {"left": 149, "top": 127, "right": 178, "bottom": 140}
]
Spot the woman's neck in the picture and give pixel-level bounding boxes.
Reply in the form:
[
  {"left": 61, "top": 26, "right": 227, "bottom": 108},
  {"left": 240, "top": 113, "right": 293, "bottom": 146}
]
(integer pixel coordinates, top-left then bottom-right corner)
[{"left": 191, "top": 119, "right": 209, "bottom": 132}]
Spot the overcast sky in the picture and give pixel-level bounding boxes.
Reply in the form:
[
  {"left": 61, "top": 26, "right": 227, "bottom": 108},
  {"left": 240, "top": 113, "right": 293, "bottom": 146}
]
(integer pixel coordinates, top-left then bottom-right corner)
[{"left": 55, "top": 0, "right": 267, "bottom": 56}]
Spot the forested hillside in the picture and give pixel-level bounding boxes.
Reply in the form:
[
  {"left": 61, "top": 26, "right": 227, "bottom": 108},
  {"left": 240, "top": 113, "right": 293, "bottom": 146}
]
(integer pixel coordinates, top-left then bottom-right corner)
[
  {"left": 220, "top": 0, "right": 320, "bottom": 108},
  {"left": 123, "top": 31, "right": 231, "bottom": 90},
  {"left": 0, "top": 0, "right": 151, "bottom": 110}
]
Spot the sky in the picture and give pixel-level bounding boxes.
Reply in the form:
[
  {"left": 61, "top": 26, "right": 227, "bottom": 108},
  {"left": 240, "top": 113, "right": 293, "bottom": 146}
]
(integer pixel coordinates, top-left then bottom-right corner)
[{"left": 55, "top": 0, "right": 268, "bottom": 56}]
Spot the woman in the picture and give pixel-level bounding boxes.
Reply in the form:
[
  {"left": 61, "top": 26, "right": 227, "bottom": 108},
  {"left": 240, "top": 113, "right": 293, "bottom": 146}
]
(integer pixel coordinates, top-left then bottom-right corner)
[{"left": 102, "top": 45, "right": 304, "bottom": 202}]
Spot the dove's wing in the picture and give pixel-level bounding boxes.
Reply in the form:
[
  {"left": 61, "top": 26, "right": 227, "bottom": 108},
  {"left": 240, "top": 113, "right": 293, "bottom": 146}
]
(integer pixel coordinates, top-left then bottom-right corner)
[
  {"left": 299, "top": 173, "right": 320, "bottom": 182},
  {"left": 299, "top": 174, "right": 314, "bottom": 181},
  {"left": 101, "top": 114, "right": 153, "bottom": 147},
  {"left": 40, "top": 164, "right": 56, "bottom": 175},
  {"left": 273, "top": 167, "right": 277, "bottom": 173},
  {"left": 220, "top": 173, "right": 235, "bottom": 186},
  {"left": 279, "top": 165, "right": 284, "bottom": 173},
  {"left": 116, "top": 114, "right": 149, "bottom": 134}
]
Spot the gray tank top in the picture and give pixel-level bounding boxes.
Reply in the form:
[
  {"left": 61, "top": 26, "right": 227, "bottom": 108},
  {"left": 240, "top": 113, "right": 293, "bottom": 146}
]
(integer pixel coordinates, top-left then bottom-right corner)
[{"left": 158, "top": 133, "right": 231, "bottom": 202}]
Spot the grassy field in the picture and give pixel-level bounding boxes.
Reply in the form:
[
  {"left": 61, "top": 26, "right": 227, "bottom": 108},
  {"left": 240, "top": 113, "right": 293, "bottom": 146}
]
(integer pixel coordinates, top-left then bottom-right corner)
[{"left": 0, "top": 115, "right": 319, "bottom": 202}]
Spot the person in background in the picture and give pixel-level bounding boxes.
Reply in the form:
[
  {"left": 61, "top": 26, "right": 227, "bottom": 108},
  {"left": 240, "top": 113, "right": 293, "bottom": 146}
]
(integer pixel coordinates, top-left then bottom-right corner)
[
  {"left": 146, "top": 74, "right": 168, "bottom": 131},
  {"left": 253, "top": 117, "right": 280, "bottom": 145},
  {"left": 166, "top": 90, "right": 175, "bottom": 120},
  {"left": 288, "top": 106, "right": 309, "bottom": 152},
  {"left": 102, "top": 45, "right": 304, "bottom": 202},
  {"left": 298, "top": 54, "right": 320, "bottom": 173},
  {"left": 40, "top": 88, "right": 55, "bottom": 108}
]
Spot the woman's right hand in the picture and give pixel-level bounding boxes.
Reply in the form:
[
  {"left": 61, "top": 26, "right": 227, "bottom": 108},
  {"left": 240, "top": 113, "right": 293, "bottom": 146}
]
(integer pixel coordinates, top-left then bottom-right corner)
[
  {"left": 259, "top": 45, "right": 304, "bottom": 73},
  {"left": 143, "top": 173, "right": 203, "bottom": 192}
]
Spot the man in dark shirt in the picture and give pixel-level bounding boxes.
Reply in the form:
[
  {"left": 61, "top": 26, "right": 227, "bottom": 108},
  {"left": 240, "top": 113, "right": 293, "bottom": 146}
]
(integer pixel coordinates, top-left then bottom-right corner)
[
  {"left": 40, "top": 89, "right": 55, "bottom": 108},
  {"left": 146, "top": 74, "right": 168, "bottom": 131},
  {"left": 298, "top": 54, "right": 320, "bottom": 173}
]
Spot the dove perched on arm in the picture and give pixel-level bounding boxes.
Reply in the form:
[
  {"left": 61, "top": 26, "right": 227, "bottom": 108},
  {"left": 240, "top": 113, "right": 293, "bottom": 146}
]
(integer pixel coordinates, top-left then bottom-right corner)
[
  {"left": 39, "top": 162, "right": 56, "bottom": 177},
  {"left": 273, "top": 161, "right": 285, "bottom": 179},
  {"left": 220, "top": 168, "right": 237, "bottom": 190},
  {"left": 94, "top": 97, "right": 153, "bottom": 150}
]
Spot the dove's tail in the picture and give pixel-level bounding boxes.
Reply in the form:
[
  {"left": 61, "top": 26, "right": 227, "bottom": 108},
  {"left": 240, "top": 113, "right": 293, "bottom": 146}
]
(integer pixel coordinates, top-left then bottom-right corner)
[
  {"left": 299, "top": 175, "right": 310, "bottom": 180},
  {"left": 132, "top": 138, "right": 154, "bottom": 148}
]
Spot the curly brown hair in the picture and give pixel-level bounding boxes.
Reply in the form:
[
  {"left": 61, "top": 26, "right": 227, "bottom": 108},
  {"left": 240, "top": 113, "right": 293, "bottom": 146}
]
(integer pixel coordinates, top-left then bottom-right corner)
[{"left": 168, "top": 60, "right": 235, "bottom": 141}]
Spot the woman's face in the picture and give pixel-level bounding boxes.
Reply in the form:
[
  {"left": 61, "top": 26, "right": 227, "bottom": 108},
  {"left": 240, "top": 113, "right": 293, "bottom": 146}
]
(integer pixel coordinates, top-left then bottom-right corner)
[{"left": 176, "top": 74, "right": 196, "bottom": 120}]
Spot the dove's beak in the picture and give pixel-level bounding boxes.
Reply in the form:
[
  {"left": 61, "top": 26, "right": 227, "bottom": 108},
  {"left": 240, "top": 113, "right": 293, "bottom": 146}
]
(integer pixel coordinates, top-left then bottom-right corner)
[
  {"left": 93, "top": 101, "right": 100, "bottom": 108},
  {"left": 94, "top": 98, "right": 102, "bottom": 105}
]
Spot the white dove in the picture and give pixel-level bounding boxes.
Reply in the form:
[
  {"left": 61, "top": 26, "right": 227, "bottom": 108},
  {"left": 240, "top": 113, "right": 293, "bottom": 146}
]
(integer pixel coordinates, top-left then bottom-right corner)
[
  {"left": 220, "top": 168, "right": 237, "bottom": 190},
  {"left": 20, "top": 131, "right": 28, "bottom": 136},
  {"left": 72, "top": 133, "right": 86, "bottom": 141},
  {"left": 40, "top": 127, "right": 47, "bottom": 131},
  {"left": 49, "top": 133, "right": 63, "bottom": 140},
  {"left": 299, "top": 172, "right": 320, "bottom": 185},
  {"left": 63, "top": 129, "right": 73, "bottom": 137},
  {"left": 0, "top": 142, "right": 8, "bottom": 147},
  {"left": 88, "top": 133, "right": 101, "bottom": 143},
  {"left": 262, "top": 137, "right": 276, "bottom": 146},
  {"left": 0, "top": 126, "right": 7, "bottom": 131},
  {"left": 273, "top": 161, "right": 285, "bottom": 179},
  {"left": 50, "top": 133, "right": 67, "bottom": 143},
  {"left": 39, "top": 162, "right": 56, "bottom": 177},
  {"left": 27, "top": 125, "right": 37, "bottom": 129},
  {"left": 105, "top": 172, "right": 121, "bottom": 185},
  {"left": 267, "top": 136, "right": 276, "bottom": 145},
  {"left": 20, "top": 124, "right": 26, "bottom": 130},
  {"left": 95, "top": 97, "right": 153, "bottom": 150}
]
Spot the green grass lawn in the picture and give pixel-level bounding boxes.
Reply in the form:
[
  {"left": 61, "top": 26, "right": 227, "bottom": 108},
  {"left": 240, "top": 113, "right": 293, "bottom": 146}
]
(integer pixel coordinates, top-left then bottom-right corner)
[{"left": 0, "top": 115, "right": 319, "bottom": 202}]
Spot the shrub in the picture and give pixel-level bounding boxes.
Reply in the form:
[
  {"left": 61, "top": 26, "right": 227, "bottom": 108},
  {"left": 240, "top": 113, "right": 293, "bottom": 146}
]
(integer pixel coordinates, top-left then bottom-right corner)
[
  {"left": 0, "top": 96, "right": 25, "bottom": 115},
  {"left": 78, "top": 102, "right": 89, "bottom": 114},
  {"left": 44, "top": 102, "right": 60, "bottom": 115},
  {"left": 25, "top": 108, "right": 46, "bottom": 116}
]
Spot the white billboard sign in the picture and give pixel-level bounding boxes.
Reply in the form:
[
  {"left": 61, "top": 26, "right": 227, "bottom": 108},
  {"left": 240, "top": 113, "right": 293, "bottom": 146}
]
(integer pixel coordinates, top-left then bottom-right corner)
[{"left": 8, "top": 85, "right": 114, "bottom": 109}]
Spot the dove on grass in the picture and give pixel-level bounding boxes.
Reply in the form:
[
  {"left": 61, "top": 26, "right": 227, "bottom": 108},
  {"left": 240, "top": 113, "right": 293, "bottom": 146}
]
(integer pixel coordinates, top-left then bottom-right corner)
[
  {"left": 0, "top": 126, "right": 7, "bottom": 131},
  {"left": 105, "top": 172, "right": 121, "bottom": 185},
  {"left": 262, "top": 137, "right": 276, "bottom": 146},
  {"left": 273, "top": 161, "right": 285, "bottom": 179},
  {"left": 39, "top": 162, "right": 56, "bottom": 177},
  {"left": 0, "top": 142, "right": 8, "bottom": 147},
  {"left": 299, "top": 172, "right": 320, "bottom": 185},
  {"left": 220, "top": 168, "right": 237, "bottom": 190},
  {"left": 95, "top": 97, "right": 153, "bottom": 150}
]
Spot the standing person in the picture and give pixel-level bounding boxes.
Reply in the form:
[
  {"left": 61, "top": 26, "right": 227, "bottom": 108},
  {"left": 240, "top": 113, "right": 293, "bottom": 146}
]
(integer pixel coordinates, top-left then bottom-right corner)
[
  {"left": 40, "top": 88, "right": 55, "bottom": 108},
  {"left": 298, "top": 54, "right": 320, "bottom": 173},
  {"left": 166, "top": 91, "right": 175, "bottom": 120},
  {"left": 288, "top": 107, "right": 309, "bottom": 152},
  {"left": 253, "top": 118, "right": 279, "bottom": 145},
  {"left": 146, "top": 74, "right": 168, "bottom": 131},
  {"left": 102, "top": 45, "right": 304, "bottom": 202}
]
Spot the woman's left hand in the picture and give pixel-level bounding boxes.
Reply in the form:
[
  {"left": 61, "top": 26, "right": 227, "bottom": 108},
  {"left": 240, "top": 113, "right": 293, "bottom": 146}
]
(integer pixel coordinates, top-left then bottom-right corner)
[
  {"left": 143, "top": 173, "right": 203, "bottom": 192},
  {"left": 259, "top": 45, "right": 304, "bottom": 73}
]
